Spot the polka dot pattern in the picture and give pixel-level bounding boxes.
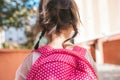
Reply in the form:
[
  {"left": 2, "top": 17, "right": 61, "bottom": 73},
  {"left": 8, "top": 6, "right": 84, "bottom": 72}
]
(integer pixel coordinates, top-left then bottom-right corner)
[{"left": 26, "top": 46, "right": 97, "bottom": 80}]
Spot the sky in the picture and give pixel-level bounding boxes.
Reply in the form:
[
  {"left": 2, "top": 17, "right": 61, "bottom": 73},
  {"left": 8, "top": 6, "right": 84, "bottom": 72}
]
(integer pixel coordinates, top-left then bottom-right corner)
[{"left": 26, "top": 0, "right": 40, "bottom": 8}]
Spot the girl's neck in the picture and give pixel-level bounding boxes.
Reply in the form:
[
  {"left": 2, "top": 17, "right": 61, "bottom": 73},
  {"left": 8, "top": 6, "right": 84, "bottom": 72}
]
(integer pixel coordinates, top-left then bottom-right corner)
[
  {"left": 47, "top": 34, "right": 66, "bottom": 49},
  {"left": 47, "top": 34, "right": 73, "bottom": 49},
  {"left": 46, "top": 28, "right": 73, "bottom": 49}
]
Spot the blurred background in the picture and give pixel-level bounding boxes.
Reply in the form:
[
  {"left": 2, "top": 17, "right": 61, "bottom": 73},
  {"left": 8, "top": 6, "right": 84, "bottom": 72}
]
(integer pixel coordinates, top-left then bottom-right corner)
[{"left": 0, "top": 0, "right": 120, "bottom": 80}]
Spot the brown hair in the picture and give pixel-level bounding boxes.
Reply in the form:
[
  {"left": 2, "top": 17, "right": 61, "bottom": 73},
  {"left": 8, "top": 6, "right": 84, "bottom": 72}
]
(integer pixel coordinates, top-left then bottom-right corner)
[{"left": 34, "top": 0, "right": 80, "bottom": 49}]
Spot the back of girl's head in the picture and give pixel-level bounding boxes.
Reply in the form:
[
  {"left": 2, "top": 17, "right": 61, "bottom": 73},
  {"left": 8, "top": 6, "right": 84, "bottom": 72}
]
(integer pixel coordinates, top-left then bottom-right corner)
[{"left": 34, "top": 0, "right": 80, "bottom": 49}]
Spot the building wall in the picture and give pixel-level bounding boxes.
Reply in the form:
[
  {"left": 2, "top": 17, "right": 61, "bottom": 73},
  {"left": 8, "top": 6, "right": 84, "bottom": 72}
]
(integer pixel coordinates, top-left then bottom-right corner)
[
  {"left": 5, "top": 27, "right": 27, "bottom": 44},
  {"left": 75, "top": 0, "right": 120, "bottom": 42},
  {"left": 75, "top": 0, "right": 120, "bottom": 65},
  {"left": 0, "top": 49, "right": 31, "bottom": 80},
  {"left": 103, "top": 39, "right": 120, "bottom": 65}
]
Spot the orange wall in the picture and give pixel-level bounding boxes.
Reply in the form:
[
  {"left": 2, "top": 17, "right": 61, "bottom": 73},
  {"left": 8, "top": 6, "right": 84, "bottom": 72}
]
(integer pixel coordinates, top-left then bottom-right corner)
[
  {"left": 0, "top": 49, "right": 31, "bottom": 80},
  {"left": 92, "top": 34, "right": 120, "bottom": 65},
  {"left": 103, "top": 39, "right": 120, "bottom": 65},
  {"left": 86, "top": 34, "right": 120, "bottom": 65},
  {"left": 89, "top": 44, "right": 96, "bottom": 61}
]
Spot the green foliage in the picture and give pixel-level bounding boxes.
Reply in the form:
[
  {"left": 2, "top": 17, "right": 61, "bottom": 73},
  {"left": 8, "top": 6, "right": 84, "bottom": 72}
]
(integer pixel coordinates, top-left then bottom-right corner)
[
  {"left": 0, "top": 0, "right": 37, "bottom": 27},
  {"left": 0, "top": 0, "right": 38, "bottom": 49}
]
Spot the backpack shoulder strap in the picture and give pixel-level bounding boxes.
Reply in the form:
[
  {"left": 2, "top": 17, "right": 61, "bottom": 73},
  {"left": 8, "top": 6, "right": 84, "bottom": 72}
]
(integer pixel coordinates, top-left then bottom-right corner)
[
  {"left": 32, "top": 46, "right": 53, "bottom": 54},
  {"left": 72, "top": 46, "right": 86, "bottom": 56}
]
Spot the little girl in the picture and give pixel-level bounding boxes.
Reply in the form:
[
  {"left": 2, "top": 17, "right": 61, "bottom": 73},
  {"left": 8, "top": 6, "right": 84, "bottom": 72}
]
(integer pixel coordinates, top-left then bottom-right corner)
[{"left": 15, "top": 0, "right": 97, "bottom": 80}]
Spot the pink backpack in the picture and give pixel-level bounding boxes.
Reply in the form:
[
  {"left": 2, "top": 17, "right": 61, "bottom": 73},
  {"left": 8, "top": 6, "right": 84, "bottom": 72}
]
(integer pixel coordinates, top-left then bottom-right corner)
[{"left": 26, "top": 46, "right": 97, "bottom": 80}]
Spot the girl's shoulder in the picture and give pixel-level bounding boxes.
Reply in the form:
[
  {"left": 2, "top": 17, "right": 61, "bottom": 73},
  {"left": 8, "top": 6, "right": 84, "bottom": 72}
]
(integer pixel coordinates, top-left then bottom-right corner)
[{"left": 32, "top": 51, "right": 41, "bottom": 64}]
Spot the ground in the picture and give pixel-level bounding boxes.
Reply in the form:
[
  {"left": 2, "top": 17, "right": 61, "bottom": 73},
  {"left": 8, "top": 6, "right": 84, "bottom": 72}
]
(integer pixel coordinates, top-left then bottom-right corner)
[{"left": 97, "top": 64, "right": 120, "bottom": 80}]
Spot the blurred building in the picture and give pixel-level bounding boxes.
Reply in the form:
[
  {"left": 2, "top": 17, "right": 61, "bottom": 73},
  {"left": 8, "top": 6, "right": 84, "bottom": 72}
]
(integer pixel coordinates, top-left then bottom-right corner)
[
  {"left": 0, "top": 28, "right": 5, "bottom": 48},
  {"left": 75, "top": 0, "right": 120, "bottom": 42},
  {"left": 75, "top": 0, "right": 120, "bottom": 65},
  {"left": 5, "top": 27, "right": 27, "bottom": 44},
  {"left": 0, "top": 27, "right": 27, "bottom": 48}
]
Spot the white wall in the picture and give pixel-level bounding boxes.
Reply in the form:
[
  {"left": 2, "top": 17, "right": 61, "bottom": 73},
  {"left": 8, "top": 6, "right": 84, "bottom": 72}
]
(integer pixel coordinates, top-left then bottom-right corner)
[{"left": 75, "top": 0, "right": 120, "bottom": 43}]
